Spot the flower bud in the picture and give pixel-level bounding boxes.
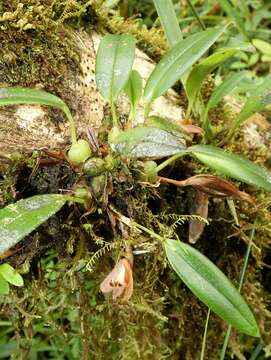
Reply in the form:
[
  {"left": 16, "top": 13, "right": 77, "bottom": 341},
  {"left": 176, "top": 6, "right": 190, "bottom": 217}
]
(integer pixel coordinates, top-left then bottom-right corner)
[
  {"left": 68, "top": 139, "right": 92, "bottom": 164},
  {"left": 83, "top": 157, "right": 106, "bottom": 177}
]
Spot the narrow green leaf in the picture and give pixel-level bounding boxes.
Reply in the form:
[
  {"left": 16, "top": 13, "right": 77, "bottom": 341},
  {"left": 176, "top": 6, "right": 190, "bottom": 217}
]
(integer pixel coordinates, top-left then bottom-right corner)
[
  {"left": 146, "top": 116, "right": 192, "bottom": 141},
  {"left": 0, "top": 275, "right": 9, "bottom": 295},
  {"left": 252, "top": 39, "right": 271, "bottom": 56},
  {"left": 247, "top": 53, "right": 260, "bottom": 66},
  {"left": 124, "top": 70, "right": 142, "bottom": 115},
  {"left": 111, "top": 127, "right": 186, "bottom": 158},
  {"left": 206, "top": 71, "right": 248, "bottom": 110},
  {"left": 165, "top": 239, "right": 259, "bottom": 337},
  {"left": 262, "top": 55, "right": 271, "bottom": 62},
  {"left": 95, "top": 34, "right": 136, "bottom": 103},
  {"left": 144, "top": 26, "right": 227, "bottom": 107},
  {"left": 153, "top": 0, "right": 183, "bottom": 46},
  {"left": 232, "top": 75, "right": 271, "bottom": 131},
  {"left": 0, "top": 264, "right": 24, "bottom": 286},
  {"left": 219, "top": 0, "right": 248, "bottom": 40},
  {"left": 0, "top": 87, "right": 77, "bottom": 143},
  {"left": 186, "top": 48, "right": 239, "bottom": 109},
  {"left": 0, "top": 194, "right": 67, "bottom": 256},
  {"left": 189, "top": 144, "right": 271, "bottom": 191},
  {"left": 0, "top": 87, "right": 68, "bottom": 111}
]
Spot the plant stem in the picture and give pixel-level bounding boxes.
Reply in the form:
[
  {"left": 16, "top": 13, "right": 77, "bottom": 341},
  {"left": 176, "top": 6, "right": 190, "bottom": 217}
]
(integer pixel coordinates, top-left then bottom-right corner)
[
  {"left": 144, "top": 103, "right": 151, "bottom": 120},
  {"left": 200, "top": 308, "right": 211, "bottom": 360},
  {"left": 133, "top": 222, "right": 164, "bottom": 242},
  {"left": 227, "top": 199, "right": 239, "bottom": 226},
  {"left": 64, "top": 108, "right": 77, "bottom": 145},
  {"left": 249, "top": 343, "right": 263, "bottom": 360},
  {"left": 155, "top": 152, "right": 187, "bottom": 173},
  {"left": 186, "top": 0, "right": 206, "bottom": 30},
  {"left": 202, "top": 107, "right": 213, "bottom": 140},
  {"left": 111, "top": 101, "right": 118, "bottom": 128},
  {"left": 219, "top": 325, "right": 232, "bottom": 360},
  {"left": 63, "top": 195, "right": 87, "bottom": 205},
  {"left": 219, "top": 219, "right": 257, "bottom": 360}
]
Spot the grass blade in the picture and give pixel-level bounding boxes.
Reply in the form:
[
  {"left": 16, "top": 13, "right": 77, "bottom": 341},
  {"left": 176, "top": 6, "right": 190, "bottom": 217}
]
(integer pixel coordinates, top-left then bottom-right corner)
[
  {"left": 230, "top": 75, "right": 271, "bottom": 134},
  {"left": 219, "top": 220, "right": 257, "bottom": 359},
  {"left": 206, "top": 71, "right": 248, "bottom": 110},
  {"left": 144, "top": 26, "right": 227, "bottom": 111},
  {"left": 200, "top": 308, "right": 211, "bottom": 360},
  {"left": 187, "top": 0, "right": 206, "bottom": 30},
  {"left": 219, "top": 0, "right": 248, "bottom": 40},
  {"left": 186, "top": 48, "right": 238, "bottom": 113},
  {"left": 153, "top": 0, "right": 183, "bottom": 46}
]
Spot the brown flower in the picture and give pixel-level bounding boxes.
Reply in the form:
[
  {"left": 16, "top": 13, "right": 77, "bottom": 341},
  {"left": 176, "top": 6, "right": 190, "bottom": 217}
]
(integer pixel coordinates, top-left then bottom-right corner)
[
  {"left": 159, "top": 174, "right": 254, "bottom": 203},
  {"left": 100, "top": 258, "right": 133, "bottom": 301}
]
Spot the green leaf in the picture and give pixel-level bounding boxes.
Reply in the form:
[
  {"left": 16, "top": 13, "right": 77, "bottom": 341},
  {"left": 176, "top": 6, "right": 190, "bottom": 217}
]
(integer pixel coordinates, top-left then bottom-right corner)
[
  {"left": 143, "top": 26, "right": 227, "bottom": 108},
  {"left": 124, "top": 70, "right": 142, "bottom": 115},
  {"left": 262, "top": 55, "right": 271, "bottom": 63},
  {"left": 0, "top": 87, "right": 69, "bottom": 112},
  {"left": 218, "top": 0, "right": 248, "bottom": 40},
  {"left": 232, "top": 75, "right": 271, "bottom": 131},
  {"left": 146, "top": 116, "right": 191, "bottom": 141},
  {"left": 95, "top": 34, "right": 136, "bottom": 103},
  {"left": 0, "top": 194, "right": 67, "bottom": 256},
  {"left": 165, "top": 239, "right": 259, "bottom": 337},
  {"left": 186, "top": 48, "right": 238, "bottom": 110},
  {"left": 153, "top": 0, "right": 183, "bottom": 46},
  {"left": 206, "top": 71, "right": 248, "bottom": 110},
  {"left": 111, "top": 127, "right": 186, "bottom": 158},
  {"left": 247, "top": 52, "right": 260, "bottom": 66},
  {"left": 0, "top": 264, "right": 24, "bottom": 286},
  {"left": 0, "top": 275, "right": 9, "bottom": 295},
  {"left": 0, "top": 87, "right": 77, "bottom": 143},
  {"left": 252, "top": 39, "right": 271, "bottom": 56},
  {"left": 188, "top": 144, "right": 271, "bottom": 191},
  {"left": 229, "top": 61, "right": 248, "bottom": 70}
]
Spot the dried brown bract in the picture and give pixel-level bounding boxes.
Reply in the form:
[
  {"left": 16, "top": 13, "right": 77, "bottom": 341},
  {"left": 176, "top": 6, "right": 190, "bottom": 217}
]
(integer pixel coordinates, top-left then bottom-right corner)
[{"left": 189, "top": 190, "right": 209, "bottom": 244}]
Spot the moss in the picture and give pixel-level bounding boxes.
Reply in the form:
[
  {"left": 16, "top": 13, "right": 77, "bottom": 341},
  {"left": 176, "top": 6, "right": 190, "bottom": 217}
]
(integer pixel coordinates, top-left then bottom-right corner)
[{"left": 90, "top": 0, "right": 168, "bottom": 61}]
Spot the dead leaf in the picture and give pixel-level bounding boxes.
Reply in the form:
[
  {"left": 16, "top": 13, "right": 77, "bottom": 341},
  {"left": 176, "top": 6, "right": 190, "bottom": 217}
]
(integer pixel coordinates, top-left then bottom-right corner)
[{"left": 189, "top": 190, "right": 209, "bottom": 244}]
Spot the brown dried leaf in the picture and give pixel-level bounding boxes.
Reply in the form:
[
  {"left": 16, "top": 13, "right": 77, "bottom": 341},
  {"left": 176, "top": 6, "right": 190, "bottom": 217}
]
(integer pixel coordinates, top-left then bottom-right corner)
[
  {"left": 189, "top": 190, "right": 209, "bottom": 244},
  {"left": 178, "top": 123, "right": 205, "bottom": 136}
]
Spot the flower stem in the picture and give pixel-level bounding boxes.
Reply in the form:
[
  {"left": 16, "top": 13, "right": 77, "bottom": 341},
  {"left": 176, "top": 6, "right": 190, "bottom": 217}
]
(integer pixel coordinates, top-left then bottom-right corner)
[
  {"left": 219, "top": 219, "right": 257, "bottom": 360},
  {"left": 155, "top": 152, "right": 186, "bottom": 173},
  {"left": 63, "top": 108, "right": 77, "bottom": 145},
  {"left": 133, "top": 222, "right": 164, "bottom": 242},
  {"left": 111, "top": 101, "right": 118, "bottom": 128}
]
